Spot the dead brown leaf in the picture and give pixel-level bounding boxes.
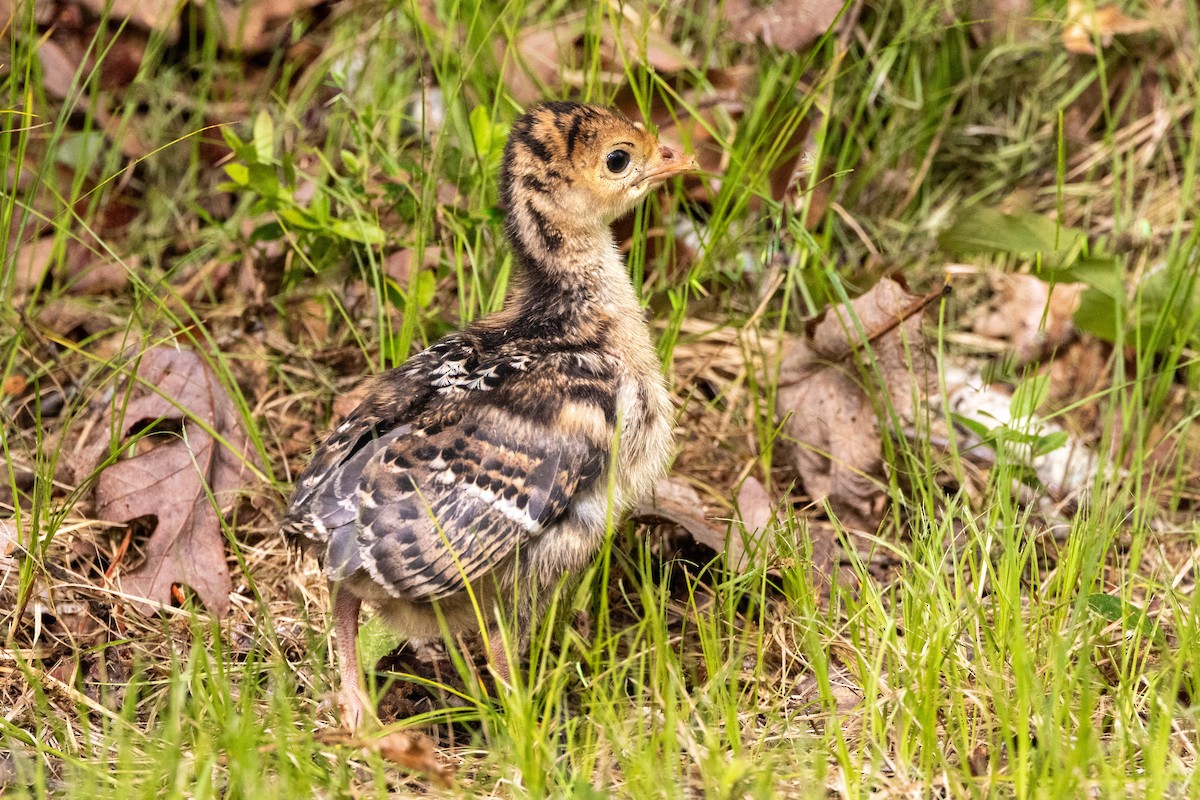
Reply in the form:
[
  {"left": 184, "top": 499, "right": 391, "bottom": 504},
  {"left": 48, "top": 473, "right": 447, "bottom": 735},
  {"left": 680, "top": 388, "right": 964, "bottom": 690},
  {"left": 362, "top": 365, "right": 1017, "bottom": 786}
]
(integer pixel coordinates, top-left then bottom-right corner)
[
  {"left": 723, "top": 0, "right": 846, "bottom": 51},
  {"left": 2, "top": 374, "right": 28, "bottom": 397},
  {"left": 1, "top": 519, "right": 18, "bottom": 581},
  {"left": 286, "top": 297, "right": 329, "bottom": 348},
  {"left": 777, "top": 278, "right": 938, "bottom": 530},
  {"left": 967, "top": 275, "right": 1082, "bottom": 364},
  {"left": 8, "top": 235, "right": 57, "bottom": 304},
  {"left": 768, "top": 116, "right": 814, "bottom": 205},
  {"left": 314, "top": 729, "right": 454, "bottom": 787},
  {"left": 383, "top": 246, "right": 442, "bottom": 287},
  {"left": 77, "top": 347, "right": 260, "bottom": 616},
  {"left": 1063, "top": 1, "right": 1158, "bottom": 54},
  {"left": 634, "top": 475, "right": 745, "bottom": 566},
  {"left": 792, "top": 661, "right": 864, "bottom": 716},
  {"left": 96, "top": 27, "right": 148, "bottom": 90},
  {"left": 373, "top": 730, "right": 455, "bottom": 787},
  {"left": 63, "top": 248, "right": 134, "bottom": 296},
  {"left": 74, "top": 0, "right": 181, "bottom": 42},
  {"left": 499, "top": 24, "right": 572, "bottom": 106},
  {"left": 735, "top": 476, "right": 774, "bottom": 538},
  {"left": 209, "top": 0, "right": 327, "bottom": 54},
  {"left": 37, "top": 38, "right": 78, "bottom": 100},
  {"left": 732, "top": 476, "right": 780, "bottom": 570},
  {"left": 594, "top": 16, "right": 693, "bottom": 74},
  {"left": 970, "top": 0, "right": 1032, "bottom": 43},
  {"left": 36, "top": 297, "right": 123, "bottom": 345},
  {"left": 500, "top": 13, "right": 696, "bottom": 104}
]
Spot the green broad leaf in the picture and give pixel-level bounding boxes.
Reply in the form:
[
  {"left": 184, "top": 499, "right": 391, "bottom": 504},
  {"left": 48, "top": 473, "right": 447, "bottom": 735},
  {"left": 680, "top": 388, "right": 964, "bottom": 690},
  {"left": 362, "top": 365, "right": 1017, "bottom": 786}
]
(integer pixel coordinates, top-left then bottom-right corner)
[
  {"left": 358, "top": 615, "right": 404, "bottom": 669},
  {"left": 1131, "top": 267, "right": 1200, "bottom": 349},
  {"left": 414, "top": 269, "right": 437, "bottom": 307},
  {"left": 341, "top": 150, "right": 360, "bottom": 173},
  {"left": 276, "top": 206, "right": 321, "bottom": 230},
  {"left": 55, "top": 131, "right": 107, "bottom": 171},
  {"left": 309, "top": 191, "right": 330, "bottom": 223},
  {"left": 569, "top": 779, "right": 609, "bottom": 800},
  {"left": 1074, "top": 286, "right": 1122, "bottom": 342},
  {"left": 220, "top": 124, "right": 244, "bottom": 152},
  {"left": 249, "top": 221, "right": 284, "bottom": 243},
  {"left": 223, "top": 162, "right": 250, "bottom": 185},
  {"left": 1086, "top": 593, "right": 1166, "bottom": 645},
  {"left": 939, "top": 208, "right": 1084, "bottom": 259},
  {"left": 1033, "top": 430, "right": 1069, "bottom": 456},
  {"left": 385, "top": 268, "right": 438, "bottom": 309},
  {"left": 246, "top": 162, "right": 280, "bottom": 198},
  {"left": 1010, "top": 373, "right": 1051, "bottom": 419},
  {"left": 996, "top": 427, "right": 1043, "bottom": 448},
  {"left": 252, "top": 110, "right": 274, "bottom": 164},
  {"left": 1074, "top": 267, "right": 1200, "bottom": 351},
  {"left": 469, "top": 104, "right": 497, "bottom": 159},
  {"left": 1041, "top": 254, "right": 1124, "bottom": 300},
  {"left": 1086, "top": 593, "right": 1124, "bottom": 621},
  {"left": 381, "top": 331, "right": 408, "bottom": 366},
  {"left": 331, "top": 218, "right": 385, "bottom": 244},
  {"left": 949, "top": 412, "right": 992, "bottom": 441}
]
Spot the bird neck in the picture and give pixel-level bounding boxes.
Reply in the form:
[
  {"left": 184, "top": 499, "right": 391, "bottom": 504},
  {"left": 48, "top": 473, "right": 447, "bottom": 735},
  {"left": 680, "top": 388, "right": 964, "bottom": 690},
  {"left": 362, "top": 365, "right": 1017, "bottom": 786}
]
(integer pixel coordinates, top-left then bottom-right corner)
[{"left": 503, "top": 215, "right": 644, "bottom": 334}]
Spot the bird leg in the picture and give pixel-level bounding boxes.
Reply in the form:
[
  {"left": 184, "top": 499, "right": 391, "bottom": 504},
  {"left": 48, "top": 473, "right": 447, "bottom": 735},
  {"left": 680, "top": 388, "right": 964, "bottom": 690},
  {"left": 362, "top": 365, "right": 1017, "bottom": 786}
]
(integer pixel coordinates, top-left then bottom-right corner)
[
  {"left": 331, "top": 585, "right": 370, "bottom": 731},
  {"left": 487, "top": 627, "right": 512, "bottom": 686}
]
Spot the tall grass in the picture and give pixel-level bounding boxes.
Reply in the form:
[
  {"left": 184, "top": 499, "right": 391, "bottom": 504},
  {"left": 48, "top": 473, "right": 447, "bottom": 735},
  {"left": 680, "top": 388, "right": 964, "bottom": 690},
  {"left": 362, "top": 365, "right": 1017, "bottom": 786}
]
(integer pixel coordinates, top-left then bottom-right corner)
[{"left": 2, "top": 0, "right": 1199, "bottom": 797}]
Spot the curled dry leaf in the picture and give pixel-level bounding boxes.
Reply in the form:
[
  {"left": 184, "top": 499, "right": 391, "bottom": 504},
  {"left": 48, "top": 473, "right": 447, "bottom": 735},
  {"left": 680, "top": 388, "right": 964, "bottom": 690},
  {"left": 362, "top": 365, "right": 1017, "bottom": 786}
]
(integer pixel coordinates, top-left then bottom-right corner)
[
  {"left": 331, "top": 380, "right": 371, "bottom": 424},
  {"left": 777, "top": 278, "right": 938, "bottom": 530},
  {"left": 636, "top": 476, "right": 724, "bottom": 539},
  {"left": 969, "top": 0, "right": 1032, "bottom": 43},
  {"left": 77, "top": 347, "right": 260, "bottom": 616},
  {"left": 937, "top": 363, "right": 1101, "bottom": 500},
  {"left": 0, "top": 518, "right": 18, "bottom": 584},
  {"left": 67, "top": 256, "right": 133, "bottom": 296},
  {"left": 37, "top": 38, "right": 78, "bottom": 100},
  {"left": 791, "top": 661, "right": 865, "bottom": 716},
  {"left": 634, "top": 475, "right": 782, "bottom": 571},
  {"left": 8, "top": 234, "right": 129, "bottom": 303},
  {"left": 634, "top": 476, "right": 745, "bottom": 566}
]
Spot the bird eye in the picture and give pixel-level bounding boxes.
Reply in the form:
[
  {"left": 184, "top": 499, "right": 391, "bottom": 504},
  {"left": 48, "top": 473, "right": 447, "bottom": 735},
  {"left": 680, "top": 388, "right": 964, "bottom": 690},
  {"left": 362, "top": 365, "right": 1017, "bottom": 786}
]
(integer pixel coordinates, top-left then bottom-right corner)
[{"left": 605, "top": 149, "right": 631, "bottom": 174}]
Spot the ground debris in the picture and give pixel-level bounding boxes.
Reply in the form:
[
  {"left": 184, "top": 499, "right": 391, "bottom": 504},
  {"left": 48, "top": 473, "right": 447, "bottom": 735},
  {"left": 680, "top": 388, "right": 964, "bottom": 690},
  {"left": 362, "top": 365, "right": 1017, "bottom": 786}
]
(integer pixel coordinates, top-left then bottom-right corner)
[
  {"left": 315, "top": 728, "right": 455, "bottom": 788},
  {"left": 965, "top": 274, "right": 1083, "bottom": 364},
  {"left": 75, "top": 346, "right": 261, "bottom": 616},
  {"left": 634, "top": 475, "right": 733, "bottom": 560},
  {"left": 1062, "top": 1, "right": 1161, "bottom": 54},
  {"left": 776, "top": 277, "right": 941, "bottom": 531},
  {"left": 721, "top": 0, "right": 849, "bottom": 51}
]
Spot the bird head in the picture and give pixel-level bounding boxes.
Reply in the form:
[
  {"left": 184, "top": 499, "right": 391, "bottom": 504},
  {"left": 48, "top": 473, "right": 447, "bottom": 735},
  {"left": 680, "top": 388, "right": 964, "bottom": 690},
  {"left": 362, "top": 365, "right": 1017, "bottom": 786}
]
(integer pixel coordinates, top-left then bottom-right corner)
[{"left": 499, "top": 102, "right": 698, "bottom": 243}]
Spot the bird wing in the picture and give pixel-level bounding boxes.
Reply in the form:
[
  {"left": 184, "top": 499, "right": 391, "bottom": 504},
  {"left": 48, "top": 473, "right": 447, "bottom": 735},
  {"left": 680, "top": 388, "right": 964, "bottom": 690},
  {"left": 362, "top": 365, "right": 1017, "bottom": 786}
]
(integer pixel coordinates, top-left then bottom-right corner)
[
  {"left": 282, "top": 348, "right": 440, "bottom": 549},
  {"left": 347, "top": 405, "right": 605, "bottom": 601},
  {"left": 284, "top": 334, "right": 610, "bottom": 602}
]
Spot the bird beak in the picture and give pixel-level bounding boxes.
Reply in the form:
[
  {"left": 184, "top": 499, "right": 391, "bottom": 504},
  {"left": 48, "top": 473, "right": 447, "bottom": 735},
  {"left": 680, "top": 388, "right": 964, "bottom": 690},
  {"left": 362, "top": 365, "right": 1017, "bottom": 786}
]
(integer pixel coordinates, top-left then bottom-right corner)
[{"left": 636, "top": 143, "right": 699, "bottom": 186}]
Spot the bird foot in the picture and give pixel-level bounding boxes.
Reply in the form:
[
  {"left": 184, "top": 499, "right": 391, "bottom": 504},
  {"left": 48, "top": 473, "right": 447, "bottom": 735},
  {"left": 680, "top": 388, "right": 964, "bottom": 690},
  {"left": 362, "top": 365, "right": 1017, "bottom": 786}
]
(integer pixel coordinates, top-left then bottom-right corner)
[{"left": 336, "top": 684, "right": 372, "bottom": 733}]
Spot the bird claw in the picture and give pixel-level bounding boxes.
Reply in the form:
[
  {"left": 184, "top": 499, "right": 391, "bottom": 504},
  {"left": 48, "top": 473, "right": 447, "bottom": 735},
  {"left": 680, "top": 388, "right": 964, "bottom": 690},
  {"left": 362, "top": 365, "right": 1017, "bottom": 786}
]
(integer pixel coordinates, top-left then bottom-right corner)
[{"left": 336, "top": 685, "right": 372, "bottom": 733}]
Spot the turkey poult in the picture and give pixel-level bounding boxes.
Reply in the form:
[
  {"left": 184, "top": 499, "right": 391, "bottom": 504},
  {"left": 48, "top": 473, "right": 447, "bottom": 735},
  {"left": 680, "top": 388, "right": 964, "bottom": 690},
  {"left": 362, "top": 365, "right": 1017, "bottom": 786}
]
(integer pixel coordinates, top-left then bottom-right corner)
[{"left": 283, "top": 101, "right": 697, "bottom": 729}]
